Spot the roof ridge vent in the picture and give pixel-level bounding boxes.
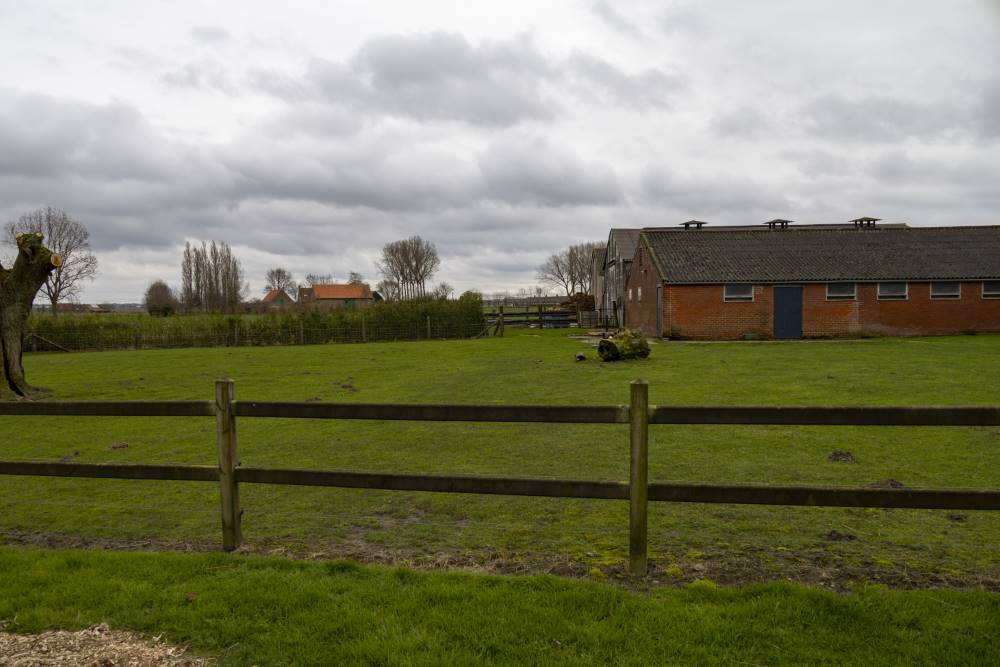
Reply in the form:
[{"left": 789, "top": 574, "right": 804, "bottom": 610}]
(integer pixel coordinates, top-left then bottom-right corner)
[
  {"left": 850, "top": 216, "right": 882, "bottom": 228},
  {"left": 679, "top": 220, "right": 708, "bottom": 230},
  {"left": 764, "top": 218, "right": 793, "bottom": 230}
]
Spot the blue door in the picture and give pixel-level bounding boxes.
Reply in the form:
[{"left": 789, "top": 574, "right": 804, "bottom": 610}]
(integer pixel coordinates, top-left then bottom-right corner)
[{"left": 773, "top": 286, "right": 803, "bottom": 339}]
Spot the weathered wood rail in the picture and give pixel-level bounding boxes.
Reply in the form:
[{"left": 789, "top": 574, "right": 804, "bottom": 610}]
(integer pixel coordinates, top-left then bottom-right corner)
[{"left": 2, "top": 379, "right": 999, "bottom": 575}]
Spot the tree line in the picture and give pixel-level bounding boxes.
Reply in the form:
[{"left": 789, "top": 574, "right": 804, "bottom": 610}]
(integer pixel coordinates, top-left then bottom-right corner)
[{"left": 144, "top": 234, "right": 448, "bottom": 316}]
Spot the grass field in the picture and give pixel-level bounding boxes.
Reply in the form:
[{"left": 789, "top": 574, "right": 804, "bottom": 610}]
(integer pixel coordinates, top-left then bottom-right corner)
[
  {"left": 2, "top": 329, "right": 1000, "bottom": 588},
  {"left": 2, "top": 547, "right": 999, "bottom": 665}
]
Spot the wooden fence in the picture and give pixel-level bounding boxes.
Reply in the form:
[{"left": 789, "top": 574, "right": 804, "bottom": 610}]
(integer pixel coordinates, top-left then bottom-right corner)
[{"left": 2, "top": 380, "right": 1000, "bottom": 575}]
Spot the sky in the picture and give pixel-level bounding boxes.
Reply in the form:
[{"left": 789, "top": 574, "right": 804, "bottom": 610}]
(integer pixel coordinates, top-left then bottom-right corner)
[{"left": 0, "top": 0, "right": 998, "bottom": 302}]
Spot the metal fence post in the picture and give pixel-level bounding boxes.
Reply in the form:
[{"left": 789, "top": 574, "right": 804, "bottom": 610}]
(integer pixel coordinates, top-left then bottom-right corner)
[
  {"left": 215, "top": 378, "right": 241, "bottom": 551},
  {"left": 629, "top": 379, "right": 649, "bottom": 575}
]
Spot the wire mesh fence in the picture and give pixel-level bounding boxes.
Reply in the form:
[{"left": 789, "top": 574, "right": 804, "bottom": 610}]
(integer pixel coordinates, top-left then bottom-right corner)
[{"left": 26, "top": 321, "right": 489, "bottom": 353}]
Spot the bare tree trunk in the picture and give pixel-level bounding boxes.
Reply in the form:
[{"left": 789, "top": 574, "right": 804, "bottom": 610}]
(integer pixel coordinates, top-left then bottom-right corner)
[{"left": 0, "top": 233, "right": 61, "bottom": 396}]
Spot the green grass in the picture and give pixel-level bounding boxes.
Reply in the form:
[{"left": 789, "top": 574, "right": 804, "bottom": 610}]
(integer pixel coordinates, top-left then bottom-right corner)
[
  {"left": 2, "top": 330, "right": 1000, "bottom": 586},
  {"left": 2, "top": 547, "right": 998, "bottom": 665}
]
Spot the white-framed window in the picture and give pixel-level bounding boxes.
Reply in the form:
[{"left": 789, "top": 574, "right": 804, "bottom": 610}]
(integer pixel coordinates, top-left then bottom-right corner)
[
  {"left": 628, "top": 288, "right": 633, "bottom": 301},
  {"left": 826, "top": 283, "right": 856, "bottom": 301},
  {"left": 723, "top": 284, "right": 754, "bottom": 302},
  {"left": 930, "top": 282, "right": 961, "bottom": 299},
  {"left": 637, "top": 287, "right": 642, "bottom": 302},
  {"left": 877, "top": 282, "right": 907, "bottom": 300},
  {"left": 983, "top": 281, "right": 1000, "bottom": 298}
]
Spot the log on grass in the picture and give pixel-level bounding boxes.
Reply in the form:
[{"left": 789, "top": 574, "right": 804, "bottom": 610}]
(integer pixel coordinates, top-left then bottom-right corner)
[{"left": 598, "top": 328, "right": 651, "bottom": 362}]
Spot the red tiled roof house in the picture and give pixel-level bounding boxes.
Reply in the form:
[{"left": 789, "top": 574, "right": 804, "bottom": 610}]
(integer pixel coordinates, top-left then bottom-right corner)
[{"left": 298, "top": 283, "right": 375, "bottom": 311}]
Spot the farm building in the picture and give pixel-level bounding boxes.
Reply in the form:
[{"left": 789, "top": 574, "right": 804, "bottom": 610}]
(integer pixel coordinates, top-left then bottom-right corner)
[
  {"left": 625, "top": 222, "right": 1000, "bottom": 339},
  {"left": 261, "top": 288, "right": 295, "bottom": 310},
  {"left": 600, "top": 228, "right": 641, "bottom": 327},
  {"left": 298, "top": 283, "right": 375, "bottom": 311}
]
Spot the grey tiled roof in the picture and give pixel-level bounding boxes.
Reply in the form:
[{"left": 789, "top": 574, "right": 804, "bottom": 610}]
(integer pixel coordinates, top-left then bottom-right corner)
[
  {"left": 607, "top": 229, "right": 640, "bottom": 265},
  {"left": 642, "top": 226, "right": 1000, "bottom": 284}
]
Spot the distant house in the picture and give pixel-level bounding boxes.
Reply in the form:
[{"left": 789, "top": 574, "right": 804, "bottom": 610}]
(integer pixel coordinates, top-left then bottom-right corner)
[
  {"left": 52, "top": 303, "right": 110, "bottom": 314},
  {"left": 298, "top": 283, "right": 375, "bottom": 311},
  {"left": 626, "top": 222, "right": 1000, "bottom": 339},
  {"left": 261, "top": 288, "right": 295, "bottom": 310}
]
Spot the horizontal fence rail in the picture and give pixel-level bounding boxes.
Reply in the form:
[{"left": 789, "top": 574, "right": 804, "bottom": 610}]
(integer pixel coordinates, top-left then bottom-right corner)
[
  {"left": 0, "top": 401, "right": 216, "bottom": 417},
  {"left": 235, "top": 401, "right": 629, "bottom": 423},
  {"left": 650, "top": 405, "right": 1000, "bottom": 426},
  {"left": 0, "top": 461, "right": 219, "bottom": 482},
  {"left": 2, "top": 379, "right": 999, "bottom": 575}
]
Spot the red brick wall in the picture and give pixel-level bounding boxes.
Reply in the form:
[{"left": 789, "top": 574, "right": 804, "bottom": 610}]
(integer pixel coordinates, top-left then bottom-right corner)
[
  {"left": 627, "top": 278, "right": 1000, "bottom": 339},
  {"left": 623, "top": 246, "right": 661, "bottom": 335}
]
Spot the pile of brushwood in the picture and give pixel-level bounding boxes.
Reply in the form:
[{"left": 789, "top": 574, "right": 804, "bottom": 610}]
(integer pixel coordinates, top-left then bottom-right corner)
[{"left": 597, "top": 328, "right": 650, "bottom": 361}]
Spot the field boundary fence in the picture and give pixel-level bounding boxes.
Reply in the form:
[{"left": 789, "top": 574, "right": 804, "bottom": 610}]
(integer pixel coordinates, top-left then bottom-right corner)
[
  {"left": 26, "top": 320, "right": 487, "bottom": 353},
  {"left": 2, "top": 379, "right": 999, "bottom": 575}
]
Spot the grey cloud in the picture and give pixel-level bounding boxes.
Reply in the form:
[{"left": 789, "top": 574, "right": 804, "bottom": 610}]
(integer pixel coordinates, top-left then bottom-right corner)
[
  {"left": 253, "top": 31, "right": 688, "bottom": 128},
  {"left": 479, "top": 137, "right": 623, "bottom": 206},
  {"left": 356, "top": 33, "right": 558, "bottom": 126},
  {"left": 588, "top": 1, "right": 642, "bottom": 37},
  {"left": 640, "top": 164, "right": 789, "bottom": 217},
  {"left": 190, "top": 26, "right": 231, "bottom": 45},
  {"left": 161, "top": 61, "right": 236, "bottom": 93},
  {"left": 975, "top": 77, "right": 1000, "bottom": 139},
  {"left": 710, "top": 105, "right": 772, "bottom": 139},
  {"left": 253, "top": 32, "right": 559, "bottom": 127},
  {"left": 796, "top": 94, "right": 962, "bottom": 142},
  {"left": 568, "top": 52, "right": 684, "bottom": 109},
  {"left": 0, "top": 93, "right": 185, "bottom": 181},
  {"left": 659, "top": 6, "right": 710, "bottom": 36}
]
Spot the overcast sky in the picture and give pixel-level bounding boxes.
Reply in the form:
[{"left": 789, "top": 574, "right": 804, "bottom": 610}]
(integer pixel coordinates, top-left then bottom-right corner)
[{"left": 1, "top": 1, "right": 998, "bottom": 302}]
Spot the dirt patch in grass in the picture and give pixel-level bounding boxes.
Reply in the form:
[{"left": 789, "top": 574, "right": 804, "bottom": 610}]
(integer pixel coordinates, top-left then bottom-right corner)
[
  {"left": 0, "top": 623, "right": 209, "bottom": 666},
  {"left": 6, "top": 529, "right": 999, "bottom": 594},
  {"left": 828, "top": 451, "right": 857, "bottom": 463}
]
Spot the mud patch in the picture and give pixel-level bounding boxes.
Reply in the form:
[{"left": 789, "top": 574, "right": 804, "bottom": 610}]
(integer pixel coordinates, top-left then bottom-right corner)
[
  {"left": 826, "top": 530, "right": 857, "bottom": 542},
  {"left": 828, "top": 451, "right": 856, "bottom": 463},
  {"left": 868, "top": 479, "right": 905, "bottom": 489}
]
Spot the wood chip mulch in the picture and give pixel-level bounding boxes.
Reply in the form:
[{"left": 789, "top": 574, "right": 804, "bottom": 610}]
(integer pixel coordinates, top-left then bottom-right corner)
[{"left": 0, "top": 623, "right": 210, "bottom": 666}]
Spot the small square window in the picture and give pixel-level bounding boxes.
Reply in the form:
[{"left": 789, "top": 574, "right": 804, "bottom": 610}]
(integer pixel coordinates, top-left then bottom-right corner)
[
  {"left": 984, "top": 281, "right": 1000, "bottom": 298},
  {"left": 826, "top": 283, "right": 856, "bottom": 300},
  {"left": 877, "top": 282, "right": 907, "bottom": 300},
  {"left": 724, "top": 284, "right": 754, "bottom": 302},
  {"left": 930, "top": 282, "right": 960, "bottom": 299}
]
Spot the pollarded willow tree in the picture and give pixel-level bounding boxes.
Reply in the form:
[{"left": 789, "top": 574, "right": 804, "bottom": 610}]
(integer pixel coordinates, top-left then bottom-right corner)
[{"left": 0, "top": 232, "right": 62, "bottom": 396}]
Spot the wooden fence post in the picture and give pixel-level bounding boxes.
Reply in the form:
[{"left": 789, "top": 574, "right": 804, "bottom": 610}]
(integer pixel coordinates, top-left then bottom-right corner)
[
  {"left": 215, "top": 378, "right": 241, "bottom": 551},
  {"left": 629, "top": 379, "right": 649, "bottom": 575},
  {"left": 427, "top": 315, "right": 432, "bottom": 340},
  {"left": 538, "top": 304, "right": 544, "bottom": 329},
  {"left": 299, "top": 320, "right": 305, "bottom": 345},
  {"left": 498, "top": 305, "right": 505, "bottom": 337},
  {"left": 361, "top": 314, "right": 368, "bottom": 343}
]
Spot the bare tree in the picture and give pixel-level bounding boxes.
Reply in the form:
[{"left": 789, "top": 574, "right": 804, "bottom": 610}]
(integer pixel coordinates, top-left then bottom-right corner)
[
  {"left": 180, "top": 241, "right": 246, "bottom": 313},
  {"left": 537, "top": 250, "right": 574, "bottom": 296},
  {"left": 6, "top": 207, "right": 97, "bottom": 315},
  {"left": 377, "top": 236, "right": 440, "bottom": 299},
  {"left": 347, "top": 271, "right": 365, "bottom": 285},
  {"left": 432, "top": 282, "right": 454, "bottom": 299},
  {"left": 537, "top": 242, "right": 603, "bottom": 296},
  {"left": 568, "top": 242, "right": 603, "bottom": 295},
  {"left": 265, "top": 267, "right": 296, "bottom": 296},
  {"left": 144, "top": 280, "right": 179, "bottom": 316},
  {"left": 376, "top": 279, "right": 399, "bottom": 301},
  {"left": 304, "top": 273, "right": 332, "bottom": 286}
]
